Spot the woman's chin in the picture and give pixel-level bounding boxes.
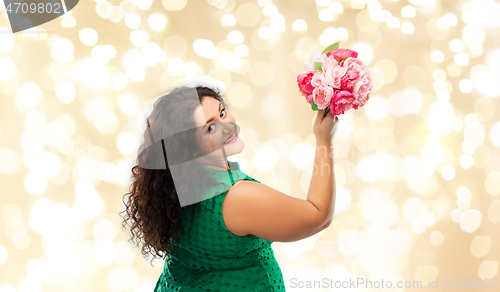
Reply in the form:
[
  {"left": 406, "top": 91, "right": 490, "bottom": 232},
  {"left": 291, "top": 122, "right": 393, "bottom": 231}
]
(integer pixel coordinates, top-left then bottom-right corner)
[{"left": 226, "top": 139, "right": 245, "bottom": 155}]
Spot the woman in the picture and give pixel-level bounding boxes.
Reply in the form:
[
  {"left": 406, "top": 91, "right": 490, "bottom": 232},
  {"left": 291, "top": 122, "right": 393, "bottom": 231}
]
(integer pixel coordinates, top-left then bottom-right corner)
[{"left": 122, "top": 85, "right": 339, "bottom": 291}]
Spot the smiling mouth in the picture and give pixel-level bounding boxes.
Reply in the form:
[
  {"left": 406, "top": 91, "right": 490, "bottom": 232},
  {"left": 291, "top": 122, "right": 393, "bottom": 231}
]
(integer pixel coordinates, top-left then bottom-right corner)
[{"left": 223, "top": 130, "right": 237, "bottom": 145}]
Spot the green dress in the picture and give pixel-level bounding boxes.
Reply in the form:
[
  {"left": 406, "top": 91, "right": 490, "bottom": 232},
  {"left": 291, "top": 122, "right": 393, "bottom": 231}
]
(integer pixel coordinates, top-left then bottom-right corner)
[{"left": 154, "top": 160, "right": 285, "bottom": 291}]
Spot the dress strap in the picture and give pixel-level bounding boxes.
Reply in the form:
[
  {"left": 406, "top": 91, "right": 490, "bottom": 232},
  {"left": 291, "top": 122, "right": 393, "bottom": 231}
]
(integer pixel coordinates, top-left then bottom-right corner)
[{"left": 227, "top": 168, "right": 234, "bottom": 185}]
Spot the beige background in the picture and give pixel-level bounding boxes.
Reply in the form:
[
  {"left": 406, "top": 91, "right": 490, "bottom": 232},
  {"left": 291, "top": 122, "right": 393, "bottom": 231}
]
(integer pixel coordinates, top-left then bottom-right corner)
[{"left": 0, "top": 0, "right": 499, "bottom": 291}]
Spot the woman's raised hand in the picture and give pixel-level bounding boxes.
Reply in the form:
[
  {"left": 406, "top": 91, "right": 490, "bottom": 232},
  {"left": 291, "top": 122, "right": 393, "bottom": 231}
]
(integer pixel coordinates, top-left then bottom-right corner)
[{"left": 313, "top": 109, "right": 339, "bottom": 144}]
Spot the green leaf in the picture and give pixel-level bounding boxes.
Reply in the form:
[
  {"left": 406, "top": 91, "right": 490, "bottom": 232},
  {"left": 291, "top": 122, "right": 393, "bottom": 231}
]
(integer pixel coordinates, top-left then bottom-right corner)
[
  {"left": 314, "top": 62, "right": 323, "bottom": 71},
  {"left": 311, "top": 97, "right": 319, "bottom": 111},
  {"left": 322, "top": 42, "right": 340, "bottom": 55}
]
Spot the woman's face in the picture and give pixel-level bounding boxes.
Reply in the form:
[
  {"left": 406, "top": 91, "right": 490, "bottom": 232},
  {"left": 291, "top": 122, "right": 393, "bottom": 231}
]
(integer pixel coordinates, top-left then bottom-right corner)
[{"left": 193, "top": 96, "right": 244, "bottom": 168}]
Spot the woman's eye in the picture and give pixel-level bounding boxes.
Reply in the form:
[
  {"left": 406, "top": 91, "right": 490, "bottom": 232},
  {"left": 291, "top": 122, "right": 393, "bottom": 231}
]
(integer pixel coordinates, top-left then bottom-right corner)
[{"left": 207, "top": 108, "right": 226, "bottom": 133}]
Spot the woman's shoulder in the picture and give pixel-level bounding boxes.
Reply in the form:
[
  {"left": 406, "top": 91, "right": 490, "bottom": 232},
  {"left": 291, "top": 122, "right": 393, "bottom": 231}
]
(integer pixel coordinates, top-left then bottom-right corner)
[{"left": 228, "top": 161, "right": 261, "bottom": 183}]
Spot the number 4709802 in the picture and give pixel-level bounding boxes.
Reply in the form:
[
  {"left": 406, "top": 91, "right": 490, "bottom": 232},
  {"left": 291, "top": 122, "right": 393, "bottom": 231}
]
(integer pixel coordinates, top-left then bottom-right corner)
[
  {"left": 443, "top": 278, "right": 498, "bottom": 289},
  {"left": 5, "top": 2, "right": 62, "bottom": 14}
]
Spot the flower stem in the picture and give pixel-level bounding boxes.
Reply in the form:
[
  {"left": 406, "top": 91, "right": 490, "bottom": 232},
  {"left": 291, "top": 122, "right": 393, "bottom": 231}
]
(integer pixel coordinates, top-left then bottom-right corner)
[{"left": 323, "top": 107, "right": 330, "bottom": 118}]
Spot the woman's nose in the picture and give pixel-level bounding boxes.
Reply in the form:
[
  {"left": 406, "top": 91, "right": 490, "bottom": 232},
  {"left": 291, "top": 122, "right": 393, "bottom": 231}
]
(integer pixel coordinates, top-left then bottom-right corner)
[{"left": 221, "top": 122, "right": 234, "bottom": 134}]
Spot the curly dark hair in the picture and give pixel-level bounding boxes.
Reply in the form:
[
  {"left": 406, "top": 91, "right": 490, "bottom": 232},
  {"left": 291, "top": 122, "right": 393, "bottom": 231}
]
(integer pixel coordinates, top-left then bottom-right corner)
[{"left": 120, "top": 85, "right": 230, "bottom": 264}]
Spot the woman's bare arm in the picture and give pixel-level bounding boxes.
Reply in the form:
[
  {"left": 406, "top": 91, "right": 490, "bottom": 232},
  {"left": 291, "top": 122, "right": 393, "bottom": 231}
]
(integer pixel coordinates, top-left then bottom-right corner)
[
  {"left": 222, "top": 139, "right": 336, "bottom": 242},
  {"left": 305, "top": 140, "right": 336, "bottom": 227}
]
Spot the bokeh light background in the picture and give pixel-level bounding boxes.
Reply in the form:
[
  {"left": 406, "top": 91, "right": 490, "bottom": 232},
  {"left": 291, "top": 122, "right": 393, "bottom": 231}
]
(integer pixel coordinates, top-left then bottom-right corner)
[{"left": 0, "top": 0, "right": 499, "bottom": 291}]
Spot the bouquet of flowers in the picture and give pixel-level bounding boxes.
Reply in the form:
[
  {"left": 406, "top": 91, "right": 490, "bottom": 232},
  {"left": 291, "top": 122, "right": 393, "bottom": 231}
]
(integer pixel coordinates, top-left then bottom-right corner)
[{"left": 297, "top": 42, "right": 372, "bottom": 118}]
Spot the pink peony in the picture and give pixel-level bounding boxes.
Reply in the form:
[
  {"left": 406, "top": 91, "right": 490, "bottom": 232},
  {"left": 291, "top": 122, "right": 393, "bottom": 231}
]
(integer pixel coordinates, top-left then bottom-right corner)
[
  {"left": 305, "top": 51, "right": 338, "bottom": 73},
  {"left": 356, "top": 94, "right": 370, "bottom": 108},
  {"left": 311, "top": 72, "right": 333, "bottom": 108},
  {"left": 323, "top": 62, "right": 347, "bottom": 89},
  {"left": 339, "top": 68, "right": 361, "bottom": 92},
  {"left": 329, "top": 90, "right": 357, "bottom": 115},
  {"left": 308, "top": 49, "right": 322, "bottom": 62},
  {"left": 353, "top": 71, "right": 372, "bottom": 102},
  {"left": 311, "top": 70, "right": 328, "bottom": 87},
  {"left": 304, "top": 61, "right": 315, "bottom": 73},
  {"left": 338, "top": 57, "right": 367, "bottom": 95},
  {"left": 305, "top": 93, "right": 312, "bottom": 104},
  {"left": 297, "top": 72, "right": 315, "bottom": 101},
  {"left": 312, "top": 85, "right": 334, "bottom": 109},
  {"left": 296, "top": 42, "right": 372, "bottom": 116},
  {"left": 341, "top": 60, "right": 371, "bottom": 102},
  {"left": 342, "top": 58, "right": 365, "bottom": 79},
  {"left": 311, "top": 51, "right": 336, "bottom": 66},
  {"left": 327, "top": 49, "right": 358, "bottom": 62}
]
